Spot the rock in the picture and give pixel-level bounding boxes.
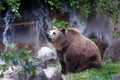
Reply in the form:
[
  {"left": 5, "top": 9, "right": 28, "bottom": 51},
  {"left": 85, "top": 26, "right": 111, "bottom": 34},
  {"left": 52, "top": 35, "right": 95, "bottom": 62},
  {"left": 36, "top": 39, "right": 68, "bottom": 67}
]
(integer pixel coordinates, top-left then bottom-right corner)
[
  {"left": 37, "top": 47, "right": 57, "bottom": 61},
  {"left": 103, "top": 38, "right": 120, "bottom": 62},
  {"left": 0, "top": 59, "right": 6, "bottom": 65},
  {"left": 0, "top": 78, "right": 14, "bottom": 80},
  {"left": 43, "top": 67, "right": 62, "bottom": 80},
  {"left": 115, "top": 73, "right": 120, "bottom": 80},
  {"left": 36, "top": 47, "right": 57, "bottom": 68}
]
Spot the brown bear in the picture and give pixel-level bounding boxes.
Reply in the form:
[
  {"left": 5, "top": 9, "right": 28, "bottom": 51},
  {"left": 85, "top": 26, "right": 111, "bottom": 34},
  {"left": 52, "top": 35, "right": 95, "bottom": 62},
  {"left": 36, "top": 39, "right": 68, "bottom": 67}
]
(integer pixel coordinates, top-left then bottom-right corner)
[{"left": 46, "top": 28, "right": 102, "bottom": 74}]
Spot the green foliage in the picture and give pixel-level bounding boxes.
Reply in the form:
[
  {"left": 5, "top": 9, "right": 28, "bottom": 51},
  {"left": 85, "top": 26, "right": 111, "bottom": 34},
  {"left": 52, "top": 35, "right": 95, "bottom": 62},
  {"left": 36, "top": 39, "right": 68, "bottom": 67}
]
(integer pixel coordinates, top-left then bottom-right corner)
[
  {"left": 0, "top": 2, "right": 5, "bottom": 10},
  {"left": 0, "top": 43, "right": 37, "bottom": 78},
  {"left": 65, "top": 59, "right": 120, "bottom": 80},
  {"left": 0, "top": 0, "right": 21, "bottom": 17},
  {"left": 52, "top": 19, "right": 69, "bottom": 28},
  {"left": 45, "top": 0, "right": 63, "bottom": 10},
  {"left": 70, "top": 0, "right": 91, "bottom": 17},
  {"left": 46, "top": 0, "right": 120, "bottom": 19},
  {"left": 91, "top": 38, "right": 97, "bottom": 43},
  {"left": 6, "top": 0, "right": 21, "bottom": 17},
  {"left": 0, "top": 0, "right": 120, "bottom": 19},
  {"left": 97, "top": 0, "right": 120, "bottom": 23}
]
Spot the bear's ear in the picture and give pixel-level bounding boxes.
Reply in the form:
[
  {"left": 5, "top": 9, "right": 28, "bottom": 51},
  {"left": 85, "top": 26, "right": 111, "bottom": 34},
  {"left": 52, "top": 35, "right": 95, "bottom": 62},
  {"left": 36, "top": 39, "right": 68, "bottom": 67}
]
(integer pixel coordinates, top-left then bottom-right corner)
[{"left": 61, "top": 28, "right": 66, "bottom": 34}]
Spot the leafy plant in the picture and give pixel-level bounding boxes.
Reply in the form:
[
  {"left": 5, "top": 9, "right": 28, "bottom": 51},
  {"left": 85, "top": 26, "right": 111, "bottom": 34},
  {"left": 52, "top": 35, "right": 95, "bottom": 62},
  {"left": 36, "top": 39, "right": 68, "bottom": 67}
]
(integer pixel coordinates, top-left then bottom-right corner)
[
  {"left": 52, "top": 18, "right": 69, "bottom": 28},
  {"left": 0, "top": 2, "right": 5, "bottom": 11},
  {"left": 0, "top": 0, "right": 21, "bottom": 17},
  {"left": 0, "top": 43, "right": 37, "bottom": 79},
  {"left": 91, "top": 38, "right": 97, "bottom": 43},
  {"left": 45, "top": 0, "right": 63, "bottom": 11},
  {"left": 6, "top": 0, "right": 21, "bottom": 17},
  {"left": 0, "top": 0, "right": 120, "bottom": 19}
]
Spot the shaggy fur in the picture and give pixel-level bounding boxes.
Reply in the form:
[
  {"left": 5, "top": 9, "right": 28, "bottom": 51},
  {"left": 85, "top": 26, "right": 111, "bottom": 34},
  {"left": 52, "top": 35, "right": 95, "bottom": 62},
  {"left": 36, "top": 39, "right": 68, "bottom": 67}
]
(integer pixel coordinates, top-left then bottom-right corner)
[{"left": 46, "top": 28, "right": 102, "bottom": 74}]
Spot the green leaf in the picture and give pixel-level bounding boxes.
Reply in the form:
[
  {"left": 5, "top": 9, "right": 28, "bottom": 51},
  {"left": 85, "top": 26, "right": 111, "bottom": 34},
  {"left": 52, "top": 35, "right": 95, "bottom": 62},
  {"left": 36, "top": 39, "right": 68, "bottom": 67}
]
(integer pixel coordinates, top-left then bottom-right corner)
[
  {"left": 18, "top": 70, "right": 24, "bottom": 77},
  {"left": 0, "top": 72, "right": 4, "bottom": 78},
  {"left": 1, "top": 65, "right": 8, "bottom": 71}
]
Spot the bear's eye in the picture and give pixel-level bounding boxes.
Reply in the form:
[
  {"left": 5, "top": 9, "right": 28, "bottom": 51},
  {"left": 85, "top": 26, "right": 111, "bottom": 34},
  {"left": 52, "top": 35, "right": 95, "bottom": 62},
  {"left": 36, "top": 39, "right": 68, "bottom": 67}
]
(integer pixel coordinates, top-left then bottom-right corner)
[{"left": 53, "top": 32, "right": 56, "bottom": 35}]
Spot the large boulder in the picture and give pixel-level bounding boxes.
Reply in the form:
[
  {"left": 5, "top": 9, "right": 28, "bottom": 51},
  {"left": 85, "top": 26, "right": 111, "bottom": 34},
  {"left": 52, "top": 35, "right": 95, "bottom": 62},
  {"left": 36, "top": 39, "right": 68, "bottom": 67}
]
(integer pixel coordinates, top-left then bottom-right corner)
[
  {"left": 115, "top": 73, "right": 120, "bottom": 80},
  {"left": 103, "top": 38, "right": 120, "bottom": 62},
  {"left": 36, "top": 46, "right": 57, "bottom": 68},
  {"left": 37, "top": 47, "right": 57, "bottom": 62}
]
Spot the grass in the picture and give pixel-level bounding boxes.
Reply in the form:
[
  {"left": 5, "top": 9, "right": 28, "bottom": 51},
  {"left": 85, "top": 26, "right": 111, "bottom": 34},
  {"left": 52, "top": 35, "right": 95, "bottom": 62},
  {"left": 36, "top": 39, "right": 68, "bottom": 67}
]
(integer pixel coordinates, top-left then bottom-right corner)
[{"left": 64, "top": 59, "right": 120, "bottom": 80}]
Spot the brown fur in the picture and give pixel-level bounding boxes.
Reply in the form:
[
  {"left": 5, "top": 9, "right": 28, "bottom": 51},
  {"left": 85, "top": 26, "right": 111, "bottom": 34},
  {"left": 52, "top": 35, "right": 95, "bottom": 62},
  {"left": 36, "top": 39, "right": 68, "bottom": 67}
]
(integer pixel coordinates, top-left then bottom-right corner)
[
  {"left": 95, "top": 40, "right": 108, "bottom": 58},
  {"left": 46, "top": 28, "right": 102, "bottom": 74}
]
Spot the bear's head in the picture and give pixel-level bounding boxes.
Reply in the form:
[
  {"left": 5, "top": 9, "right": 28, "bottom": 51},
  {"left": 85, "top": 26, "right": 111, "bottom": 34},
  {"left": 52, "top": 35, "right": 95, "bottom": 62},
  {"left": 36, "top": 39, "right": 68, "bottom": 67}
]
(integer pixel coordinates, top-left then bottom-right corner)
[
  {"left": 46, "top": 27, "right": 80, "bottom": 44},
  {"left": 46, "top": 27, "right": 81, "bottom": 50},
  {"left": 46, "top": 28, "right": 66, "bottom": 43}
]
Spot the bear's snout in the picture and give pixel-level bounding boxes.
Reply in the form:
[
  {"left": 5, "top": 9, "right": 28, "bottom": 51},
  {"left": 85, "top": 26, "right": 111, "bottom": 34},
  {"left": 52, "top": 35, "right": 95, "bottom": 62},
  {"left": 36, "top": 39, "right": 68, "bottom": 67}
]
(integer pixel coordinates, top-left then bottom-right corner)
[{"left": 45, "top": 33, "right": 51, "bottom": 41}]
